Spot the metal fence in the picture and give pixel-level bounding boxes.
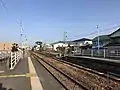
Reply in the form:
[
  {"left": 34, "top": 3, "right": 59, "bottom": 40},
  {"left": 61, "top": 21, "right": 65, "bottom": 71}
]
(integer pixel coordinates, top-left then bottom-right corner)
[
  {"left": 73, "top": 48, "right": 120, "bottom": 58},
  {"left": 0, "top": 49, "right": 23, "bottom": 70}
]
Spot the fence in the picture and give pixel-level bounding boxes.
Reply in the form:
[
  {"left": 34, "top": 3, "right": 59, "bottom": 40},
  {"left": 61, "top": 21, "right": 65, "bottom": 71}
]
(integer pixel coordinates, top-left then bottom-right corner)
[
  {"left": 73, "top": 48, "right": 120, "bottom": 59},
  {"left": 9, "top": 51, "right": 23, "bottom": 70}
]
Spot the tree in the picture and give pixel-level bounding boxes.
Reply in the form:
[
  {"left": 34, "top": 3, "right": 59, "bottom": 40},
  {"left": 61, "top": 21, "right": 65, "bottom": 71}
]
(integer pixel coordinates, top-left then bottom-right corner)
[
  {"left": 35, "top": 41, "right": 43, "bottom": 51},
  {"left": 11, "top": 43, "right": 18, "bottom": 52},
  {"left": 35, "top": 41, "right": 42, "bottom": 45},
  {"left": 56, "top": 46, "right": 65, "bottom": 56},
  {"left": 67, "top": 45, "right": 73, "bottom": 55}
]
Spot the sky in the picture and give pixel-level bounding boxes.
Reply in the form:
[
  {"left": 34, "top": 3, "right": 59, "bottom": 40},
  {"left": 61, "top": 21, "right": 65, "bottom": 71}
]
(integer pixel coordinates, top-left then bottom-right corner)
[{"left": 0, "top": 0, "right": 120, "bottom": 45}]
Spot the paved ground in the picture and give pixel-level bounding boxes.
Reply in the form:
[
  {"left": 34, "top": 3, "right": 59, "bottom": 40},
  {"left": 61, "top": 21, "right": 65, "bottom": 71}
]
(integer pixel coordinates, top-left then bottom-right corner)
[
  {"left": 0, "top": 58, "right": 9, "bottom": 73},
  {"left": 0, "top": 56, "right": 31, "bottom": 90},
  {"left": 0, "top": 63, "right": 6, "bottom": 73}
]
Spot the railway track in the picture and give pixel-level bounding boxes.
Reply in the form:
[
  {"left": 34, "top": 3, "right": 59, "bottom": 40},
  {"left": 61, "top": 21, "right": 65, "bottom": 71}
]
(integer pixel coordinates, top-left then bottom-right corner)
[
  {"left": 31, "top": 52, "right": 88, "bottom": 90},
  {"left": 32, "top": 51, "right": 120, "bottom": 90},
  {"left": 39, "top": 51, "right": 120, "bottom": 81}
]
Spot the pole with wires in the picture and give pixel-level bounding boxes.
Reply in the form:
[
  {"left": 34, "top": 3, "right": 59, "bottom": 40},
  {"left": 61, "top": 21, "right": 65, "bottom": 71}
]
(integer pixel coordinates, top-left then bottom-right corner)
[
  {"left": 24, "top": 35, "right": 28, "bottom": 49},
  {"left": 20, "top": 21, "right": 23, "bottom": 48},
  {"left": 63, "top": 31, "right": 67, "bottom": 56},
  {"left": 0, "top": 0, "right": 8, "bottom": 11},
  {"left": 97, "top": 25, "right": 100, "bottom": 56}
]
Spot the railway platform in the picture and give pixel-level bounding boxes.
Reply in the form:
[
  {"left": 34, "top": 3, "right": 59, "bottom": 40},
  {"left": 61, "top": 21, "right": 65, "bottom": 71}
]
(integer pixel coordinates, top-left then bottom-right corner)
[
  {"left": 0, "top": 52, "right": 64, "bottom": 90},
  {"left": 0, "top": 54, "right": 31, "bottom": 90},
  {"left": 68, "top": 55, "right": 120, "bottom": 64}
]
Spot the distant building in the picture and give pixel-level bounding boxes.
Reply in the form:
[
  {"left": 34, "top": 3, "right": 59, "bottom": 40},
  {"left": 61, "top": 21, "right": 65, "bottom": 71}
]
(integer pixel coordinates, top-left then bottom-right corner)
[
  {"left": 92, "top": 28, "right": 120, "bottom": 57},
  {"left": 72, "top": 38, "right": 92, "bottom": 46},
  {"left": 104, "top": 28, "right": 120, "bottom": 55},
  {"left": 0, "top": 42, "right": 13, "bottom": 51},
  {"left": 92, "top": 35, "right": 111, "bottom": 49},
  {"left": 72, "top": 38, "right": 92, "bottom": 55},
  {"left": 93, "top": 28, "right": 120, "bottom": 49},
  {"left": 43, "top": 43, "right": 52, "bottom": 51},
  {"left": 51, "top": 41, "right": 68, "bottom": 51}
]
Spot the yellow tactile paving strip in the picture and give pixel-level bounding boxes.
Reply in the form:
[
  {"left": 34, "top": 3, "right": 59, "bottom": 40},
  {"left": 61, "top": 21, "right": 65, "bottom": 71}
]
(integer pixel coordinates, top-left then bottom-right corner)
[{"left": 28, "top": 57, "right": 43, "bottom": 90}]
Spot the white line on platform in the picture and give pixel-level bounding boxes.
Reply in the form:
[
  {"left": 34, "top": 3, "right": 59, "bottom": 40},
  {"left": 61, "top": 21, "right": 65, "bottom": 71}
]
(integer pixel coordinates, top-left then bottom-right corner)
[
  {"left": 28, "top": 57, "right": 43, "bottom": 90},
  {"left": 0, "top": 71, "right": 4, "bottom": 73}
]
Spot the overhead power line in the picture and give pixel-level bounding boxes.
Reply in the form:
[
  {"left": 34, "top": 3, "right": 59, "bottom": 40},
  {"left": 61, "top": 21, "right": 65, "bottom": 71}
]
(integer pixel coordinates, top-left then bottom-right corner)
[
  {"left": 0, "top": 0, "right": 8, "bottom": 11},
  {"left": 73, "top": 25, "right": 120, "bottom": 38},
  {"left": 100, "top": 25, "right": 120, "bottom": 32},
  {"left": 0, "top": 0, "right": 27, "bottom": 46}
]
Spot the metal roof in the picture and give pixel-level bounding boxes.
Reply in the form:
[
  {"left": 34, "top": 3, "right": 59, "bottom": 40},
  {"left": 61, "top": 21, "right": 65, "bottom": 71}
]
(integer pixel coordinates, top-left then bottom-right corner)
[
  {"left": 93, "top": 28, "right": 120, "bottom": 41},
  {"left": 51, "top": 41, "right": 72, "bottom": 45},
  {"left": 93, "top": 35, "right": 111, "bottom": 41},
  {"left": 109, "top": 28, "right": 120, "bottom": 38},
  {"left": 73, "top": 38, "right": 92, "bottom": 42}
]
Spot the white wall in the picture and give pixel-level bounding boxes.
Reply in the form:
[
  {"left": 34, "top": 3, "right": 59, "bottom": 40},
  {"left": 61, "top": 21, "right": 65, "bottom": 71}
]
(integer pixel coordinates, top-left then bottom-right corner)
[
  {"left": 84, "top": 41, "right": 92, "bottom": 45},
  {"left": 73, "top": 40, "right": 92, "bottom": 46},
  {"left": 43, "top": 44, "right": 52, "bottom": 50},
  {"left": 53, "top": 43, "right": 68, "bottom": 51}
]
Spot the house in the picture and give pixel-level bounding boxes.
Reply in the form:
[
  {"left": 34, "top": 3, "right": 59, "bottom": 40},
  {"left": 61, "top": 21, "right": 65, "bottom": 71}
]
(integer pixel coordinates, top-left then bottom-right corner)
[
  {"left": 109, "top": 28, "right": 120, "bottom": 44},
  {"left": 43, "top": 43, "right": 53, "bottom": 51},
  {"left": 92, "top": 28, "right": 120, "bottom": 57},
  {"left": 92, "top": 35, "right": 111, "bottom": 49},
  {"left": 93, "top": 28, "right": 120, "bottom": 49},
  {"left": 51, "top": 41, "right": 68, "bottom": 51},
  {"left": 104, "top": 28, "right": 120, "bottom": 57},
  {"left": 73, "top": 38, "right": 92, "bottom": 46},
  {"left": 72, "top": 38, "right": 92, "bottom": 55}
]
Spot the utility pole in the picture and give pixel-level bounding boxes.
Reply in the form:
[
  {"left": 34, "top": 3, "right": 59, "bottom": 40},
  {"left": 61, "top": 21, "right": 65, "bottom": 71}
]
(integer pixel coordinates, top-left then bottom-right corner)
[
  {"left": 63, "top": 31, "right": 67, "bottom": 42},
  {"left": 97, "top": 25, "right": 100, "bottom": 56},
  {"left": 20, "top": 21, "right": 23, "bottom": 48},
  {"left": 24, "top": 35, "right": 28, "bottom": 48},
  {"left": 63, "top": 31, "right": 67, "bottom": 56}
]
